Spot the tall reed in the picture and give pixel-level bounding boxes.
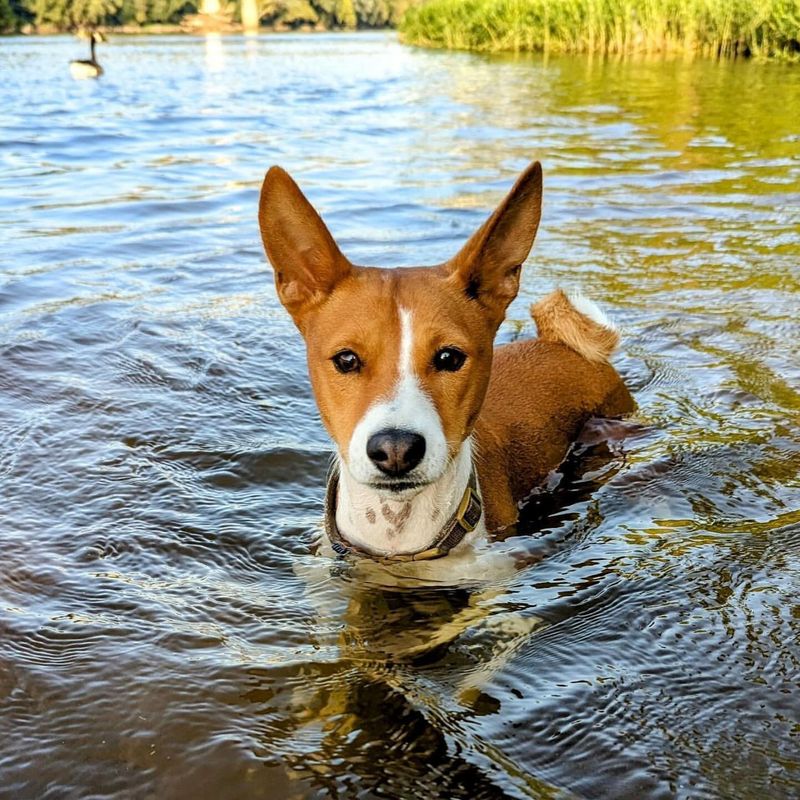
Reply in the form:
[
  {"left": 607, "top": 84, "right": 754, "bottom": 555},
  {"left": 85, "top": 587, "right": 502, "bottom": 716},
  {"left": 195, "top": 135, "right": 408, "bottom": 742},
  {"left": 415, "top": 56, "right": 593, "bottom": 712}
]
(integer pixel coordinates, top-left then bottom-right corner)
[{"left": 400, "top": 0, "right": 800, "bottom": 60}]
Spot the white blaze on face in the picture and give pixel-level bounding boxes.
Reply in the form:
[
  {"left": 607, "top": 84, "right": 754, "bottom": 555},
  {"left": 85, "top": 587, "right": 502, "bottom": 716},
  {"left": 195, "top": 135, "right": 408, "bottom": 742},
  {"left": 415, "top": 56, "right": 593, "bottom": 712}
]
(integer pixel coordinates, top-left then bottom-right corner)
[{"left": 346, "top": 306, "right": 449, "bottom": 488}]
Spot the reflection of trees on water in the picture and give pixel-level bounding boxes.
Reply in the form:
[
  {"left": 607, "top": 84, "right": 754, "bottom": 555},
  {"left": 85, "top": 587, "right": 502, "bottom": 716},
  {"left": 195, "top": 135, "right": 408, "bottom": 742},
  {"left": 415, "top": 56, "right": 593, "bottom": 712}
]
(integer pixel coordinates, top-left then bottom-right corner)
[{"left": 393, "top": 51, "right": 799, "bottom": 313}]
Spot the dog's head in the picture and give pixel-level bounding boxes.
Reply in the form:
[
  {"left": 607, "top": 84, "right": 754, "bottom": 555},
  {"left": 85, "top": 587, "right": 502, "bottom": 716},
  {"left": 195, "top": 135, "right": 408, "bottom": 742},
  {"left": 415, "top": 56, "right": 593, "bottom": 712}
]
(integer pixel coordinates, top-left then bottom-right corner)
[{"left": 258, "top": 163, "right": 542, "bottom": 498}]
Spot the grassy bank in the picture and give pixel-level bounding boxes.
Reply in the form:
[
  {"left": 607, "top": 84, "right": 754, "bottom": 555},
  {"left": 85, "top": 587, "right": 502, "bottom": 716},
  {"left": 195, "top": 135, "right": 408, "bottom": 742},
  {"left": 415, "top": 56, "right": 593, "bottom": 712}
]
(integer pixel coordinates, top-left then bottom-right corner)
[{"left": 400, "top": 0, "right": 800, "bottom": 59}]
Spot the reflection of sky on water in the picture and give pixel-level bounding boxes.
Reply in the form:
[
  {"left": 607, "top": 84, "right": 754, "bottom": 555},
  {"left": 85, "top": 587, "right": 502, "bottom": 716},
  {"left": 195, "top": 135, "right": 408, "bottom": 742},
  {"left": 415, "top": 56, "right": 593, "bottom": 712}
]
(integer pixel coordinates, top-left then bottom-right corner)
[{"left": 204, "top": 31, "right": 225, "bottom": 74}]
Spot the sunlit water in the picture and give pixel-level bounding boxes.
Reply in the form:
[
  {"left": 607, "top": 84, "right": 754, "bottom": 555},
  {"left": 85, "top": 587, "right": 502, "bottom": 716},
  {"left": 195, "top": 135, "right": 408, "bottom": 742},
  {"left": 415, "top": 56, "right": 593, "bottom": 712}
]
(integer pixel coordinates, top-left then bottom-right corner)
[{"left": 1, "top": 32, "right": 799, "bottom": 799}]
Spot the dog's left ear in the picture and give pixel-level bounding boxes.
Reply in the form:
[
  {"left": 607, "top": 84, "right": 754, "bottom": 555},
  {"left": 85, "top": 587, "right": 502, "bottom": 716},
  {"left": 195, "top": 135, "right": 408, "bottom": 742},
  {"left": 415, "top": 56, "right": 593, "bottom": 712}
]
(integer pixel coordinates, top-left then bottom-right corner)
[{"left": 446, "top": 161, "right": 542, "bottom": 322}]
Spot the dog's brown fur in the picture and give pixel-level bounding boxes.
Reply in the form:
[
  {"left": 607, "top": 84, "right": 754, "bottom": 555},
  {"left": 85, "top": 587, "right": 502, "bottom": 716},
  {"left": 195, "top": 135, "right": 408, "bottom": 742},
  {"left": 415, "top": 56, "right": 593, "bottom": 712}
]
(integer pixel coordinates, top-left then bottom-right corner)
[{"left": 475, "top": 300, "right": 633, "bottom": 529}]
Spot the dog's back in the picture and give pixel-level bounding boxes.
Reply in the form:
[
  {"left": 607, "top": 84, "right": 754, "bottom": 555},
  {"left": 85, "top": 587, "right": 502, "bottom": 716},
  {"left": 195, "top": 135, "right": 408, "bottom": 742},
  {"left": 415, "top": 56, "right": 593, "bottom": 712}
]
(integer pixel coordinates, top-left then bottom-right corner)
[{"left": 475, "top": 289, "right": 634, "bottom": 529}]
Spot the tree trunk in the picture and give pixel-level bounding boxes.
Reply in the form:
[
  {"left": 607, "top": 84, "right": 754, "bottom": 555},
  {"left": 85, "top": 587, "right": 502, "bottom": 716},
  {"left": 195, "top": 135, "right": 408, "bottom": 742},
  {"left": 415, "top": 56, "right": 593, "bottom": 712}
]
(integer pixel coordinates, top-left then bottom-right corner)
[{"left": 241, "top": 0, "right": 259, "bottom": 31}]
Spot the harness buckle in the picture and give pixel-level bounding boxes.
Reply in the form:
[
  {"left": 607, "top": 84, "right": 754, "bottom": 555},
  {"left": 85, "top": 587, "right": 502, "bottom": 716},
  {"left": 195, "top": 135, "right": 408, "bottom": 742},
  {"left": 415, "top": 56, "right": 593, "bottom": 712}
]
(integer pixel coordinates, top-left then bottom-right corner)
[{"left": 455, "top": 485, "right": 479, "bottom": 533}]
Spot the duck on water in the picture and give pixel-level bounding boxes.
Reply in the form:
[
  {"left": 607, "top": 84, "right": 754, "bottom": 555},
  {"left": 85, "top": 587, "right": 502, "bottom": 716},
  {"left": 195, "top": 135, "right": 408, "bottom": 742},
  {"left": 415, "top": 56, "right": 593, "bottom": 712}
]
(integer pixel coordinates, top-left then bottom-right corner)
[{"left": 70, "top": 31, "right": 104, "bottom": 79}]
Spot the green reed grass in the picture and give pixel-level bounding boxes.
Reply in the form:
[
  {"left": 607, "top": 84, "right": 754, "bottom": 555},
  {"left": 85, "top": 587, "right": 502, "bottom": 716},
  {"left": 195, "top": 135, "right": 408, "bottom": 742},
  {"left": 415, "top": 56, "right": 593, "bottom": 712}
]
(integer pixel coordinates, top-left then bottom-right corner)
[{"left": 400, "top": 0, "right": 800, "bottom": 60}]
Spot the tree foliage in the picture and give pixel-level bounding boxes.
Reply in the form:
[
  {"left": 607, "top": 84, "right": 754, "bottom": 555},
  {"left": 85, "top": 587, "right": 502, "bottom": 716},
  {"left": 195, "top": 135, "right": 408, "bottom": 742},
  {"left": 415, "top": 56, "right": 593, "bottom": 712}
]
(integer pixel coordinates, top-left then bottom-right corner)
[
  {"left": 258, "top": 0, "right": 404, "bottom": 27},
  {"left": 121, "top": 0, "right": 197, "bottom": 25},
  {"left": 23, "top": 0, "right": 119, "bottom": 27},
  {"left": 0, "top": 0, "right": 410, "bottom": 29},
  {"left": 0, "top": 0, "right": 19, "bottom": 29}
]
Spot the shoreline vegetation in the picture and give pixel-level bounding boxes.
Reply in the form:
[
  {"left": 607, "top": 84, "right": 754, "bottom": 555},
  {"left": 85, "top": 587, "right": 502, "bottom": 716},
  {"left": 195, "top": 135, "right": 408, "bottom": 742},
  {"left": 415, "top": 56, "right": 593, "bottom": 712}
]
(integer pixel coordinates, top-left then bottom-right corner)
[
  {"left": 400, "top": 0, "right": 800, "bottom": 60},
  {"left": 2, "top": 0, "right": 798, "bottom": 62}
]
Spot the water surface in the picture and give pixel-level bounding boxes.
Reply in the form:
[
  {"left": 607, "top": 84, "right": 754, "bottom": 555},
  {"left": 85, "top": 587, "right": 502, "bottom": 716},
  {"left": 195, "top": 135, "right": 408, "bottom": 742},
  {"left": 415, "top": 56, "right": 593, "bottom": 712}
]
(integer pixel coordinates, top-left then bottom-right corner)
[{"left": 1, "top": 32, "right": 799, "bottom": 799}]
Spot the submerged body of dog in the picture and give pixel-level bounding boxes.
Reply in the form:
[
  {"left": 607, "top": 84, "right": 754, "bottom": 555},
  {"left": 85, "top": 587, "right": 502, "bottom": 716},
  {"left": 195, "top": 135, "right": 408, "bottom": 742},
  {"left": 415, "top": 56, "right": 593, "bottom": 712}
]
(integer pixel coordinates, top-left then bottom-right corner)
[{"left": 258, "top": 161, "right": 634, "bottom": 563}]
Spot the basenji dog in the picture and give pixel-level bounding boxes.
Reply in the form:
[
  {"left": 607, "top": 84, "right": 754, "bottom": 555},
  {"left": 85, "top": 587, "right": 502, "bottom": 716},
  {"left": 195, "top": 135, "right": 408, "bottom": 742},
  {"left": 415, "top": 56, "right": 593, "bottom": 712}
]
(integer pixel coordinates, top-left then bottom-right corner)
[{"left": 257, "top": 161, "right": 634, "bottom": 566}]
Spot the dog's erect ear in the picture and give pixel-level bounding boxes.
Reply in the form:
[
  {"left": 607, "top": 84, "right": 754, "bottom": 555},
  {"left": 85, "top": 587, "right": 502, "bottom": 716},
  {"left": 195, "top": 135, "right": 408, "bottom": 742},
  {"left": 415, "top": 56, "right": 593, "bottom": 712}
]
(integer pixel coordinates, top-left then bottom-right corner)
[
  {"left": 445, "top": 161, "right": 542, "bottom": 321},
  {"left": 258, "top": 166, "right": 351, "bottom": 320}
]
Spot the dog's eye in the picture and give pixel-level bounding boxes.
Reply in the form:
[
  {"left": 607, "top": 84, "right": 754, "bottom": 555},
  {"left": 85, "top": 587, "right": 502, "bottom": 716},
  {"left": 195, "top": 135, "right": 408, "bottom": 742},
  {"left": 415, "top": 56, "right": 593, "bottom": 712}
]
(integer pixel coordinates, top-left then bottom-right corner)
[
  {"left": 332, "top": 350, "right": 362, "bottom": 374},
  {"left": 432, "top": 347, "right": 466, "bottom": 372}
]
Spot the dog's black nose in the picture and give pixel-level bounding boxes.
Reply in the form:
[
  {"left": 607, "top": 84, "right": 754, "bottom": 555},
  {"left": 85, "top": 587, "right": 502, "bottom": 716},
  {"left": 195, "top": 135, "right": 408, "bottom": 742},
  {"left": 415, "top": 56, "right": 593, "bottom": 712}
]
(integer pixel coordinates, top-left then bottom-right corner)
[{"left": 366, "top": 429, "right": 426, "bottom": 477}]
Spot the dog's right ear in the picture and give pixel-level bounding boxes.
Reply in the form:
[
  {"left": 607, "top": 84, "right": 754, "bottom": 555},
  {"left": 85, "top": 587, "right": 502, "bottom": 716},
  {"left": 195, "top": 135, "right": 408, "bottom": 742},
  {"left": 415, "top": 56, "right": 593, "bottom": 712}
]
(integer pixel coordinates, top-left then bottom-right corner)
[{"left": 258, "top": 166, "right": 351, "bottom": 321}]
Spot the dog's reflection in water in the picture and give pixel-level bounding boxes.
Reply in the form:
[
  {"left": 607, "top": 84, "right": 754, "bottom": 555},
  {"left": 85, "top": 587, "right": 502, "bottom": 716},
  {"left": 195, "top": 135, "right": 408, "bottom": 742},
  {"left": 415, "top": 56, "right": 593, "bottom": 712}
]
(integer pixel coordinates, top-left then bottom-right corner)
[
  {"left": 274, "top": 567, "right": 543, "bottom": 796},
  {"left": 290, "top": 548, "right": 545, "bottom": 737}
]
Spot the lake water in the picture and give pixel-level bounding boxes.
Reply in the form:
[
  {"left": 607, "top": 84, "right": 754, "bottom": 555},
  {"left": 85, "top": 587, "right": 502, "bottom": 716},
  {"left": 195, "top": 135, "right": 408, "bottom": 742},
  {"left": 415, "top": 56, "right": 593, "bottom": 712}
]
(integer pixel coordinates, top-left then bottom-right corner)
[{"left": 1, "top": 31, "right": 799, "bottom": 799}]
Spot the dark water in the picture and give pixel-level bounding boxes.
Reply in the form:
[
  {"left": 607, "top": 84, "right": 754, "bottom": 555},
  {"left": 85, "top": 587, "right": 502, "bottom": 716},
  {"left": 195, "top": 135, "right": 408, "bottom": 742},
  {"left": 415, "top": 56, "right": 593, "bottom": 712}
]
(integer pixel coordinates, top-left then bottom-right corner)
[{"left": 1, "top": 32, "right": 799, "bottom": 799}]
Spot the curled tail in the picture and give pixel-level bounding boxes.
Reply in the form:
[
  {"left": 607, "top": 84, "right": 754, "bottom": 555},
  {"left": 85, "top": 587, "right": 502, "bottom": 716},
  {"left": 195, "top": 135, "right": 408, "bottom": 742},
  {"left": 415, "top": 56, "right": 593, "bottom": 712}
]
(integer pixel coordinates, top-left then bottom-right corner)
[{"left": 531, "top": 289, "right": 620, "bottom": 364}]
